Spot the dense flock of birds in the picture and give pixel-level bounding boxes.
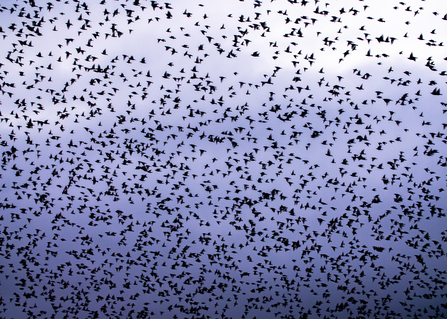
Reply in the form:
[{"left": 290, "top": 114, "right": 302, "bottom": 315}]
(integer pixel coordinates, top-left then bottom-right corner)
[{"left": 1, "top": 0, "right": 447, "bottom": 318}]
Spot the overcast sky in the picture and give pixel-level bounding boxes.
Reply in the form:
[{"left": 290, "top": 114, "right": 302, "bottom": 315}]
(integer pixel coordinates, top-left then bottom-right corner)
[{"left": 1, "top": 0, "right": 447, "bottom": 318}]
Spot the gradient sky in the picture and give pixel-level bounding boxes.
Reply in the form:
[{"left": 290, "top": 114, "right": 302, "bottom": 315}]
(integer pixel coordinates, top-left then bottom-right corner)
[{"left": 0, "top": 0, "right": 447, "bottom": 318}]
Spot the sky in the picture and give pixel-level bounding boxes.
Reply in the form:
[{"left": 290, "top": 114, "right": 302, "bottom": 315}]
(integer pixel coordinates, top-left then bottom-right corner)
[{"left": 0, "top": 0, "right": 447, "bottom": 318}]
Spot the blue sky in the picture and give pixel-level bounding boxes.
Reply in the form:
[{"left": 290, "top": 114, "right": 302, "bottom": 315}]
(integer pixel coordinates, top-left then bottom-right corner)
[{"left": 0, "top": 0, "right": 447, "bottom": 318}]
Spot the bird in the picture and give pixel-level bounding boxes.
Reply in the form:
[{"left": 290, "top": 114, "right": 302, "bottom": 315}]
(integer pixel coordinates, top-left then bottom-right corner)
[{"left": 0, "top": 0, "right": 445, "bottom": 318}]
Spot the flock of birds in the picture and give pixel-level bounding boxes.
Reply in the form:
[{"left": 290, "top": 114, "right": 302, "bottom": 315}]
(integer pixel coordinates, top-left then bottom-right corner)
[{"left": 0, "top": 0, "right": 447, "bottom": 318}]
